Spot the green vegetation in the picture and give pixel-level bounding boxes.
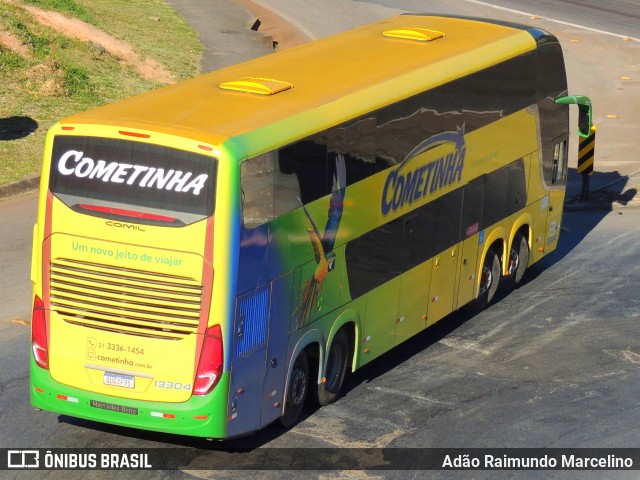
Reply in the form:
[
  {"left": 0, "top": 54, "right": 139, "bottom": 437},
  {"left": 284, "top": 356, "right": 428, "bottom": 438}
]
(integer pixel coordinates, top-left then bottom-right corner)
[
  {"left": 23, "top": 0, "right": 95, "bottom": 24},
  {"left": 0, "top": 0, "right": 202, "bottom": 186}
]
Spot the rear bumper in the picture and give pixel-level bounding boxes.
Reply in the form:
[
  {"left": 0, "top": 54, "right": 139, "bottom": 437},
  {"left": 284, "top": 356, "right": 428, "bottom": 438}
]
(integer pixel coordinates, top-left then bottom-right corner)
[{"left": 30, "top": 359, "right": 230, "bottom": 438}]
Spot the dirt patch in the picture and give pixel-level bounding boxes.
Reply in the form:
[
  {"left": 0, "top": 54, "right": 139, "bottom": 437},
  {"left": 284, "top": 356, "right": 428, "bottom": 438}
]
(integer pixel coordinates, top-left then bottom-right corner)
[
  {"left": 0, "top": 28, "right": 32, "bottom": 58},
  {"left": 235, "top": 0, "right": 310, "bottom": 50},
  {"left": 21, "top": 4, "right": 174, "bottom": 83},
  {"left": 25, "top": 60, "right": 65, "bottom": 96}
]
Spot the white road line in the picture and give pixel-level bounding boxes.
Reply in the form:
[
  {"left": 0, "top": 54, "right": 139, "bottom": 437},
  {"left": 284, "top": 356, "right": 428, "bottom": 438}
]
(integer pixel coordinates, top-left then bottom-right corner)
[{"left": 461, "top": 0, "right": 640, "bottom": 42}]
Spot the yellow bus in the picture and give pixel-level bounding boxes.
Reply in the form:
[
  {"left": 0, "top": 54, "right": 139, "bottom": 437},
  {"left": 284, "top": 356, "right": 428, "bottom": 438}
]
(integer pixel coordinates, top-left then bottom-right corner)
[{"left": 30, "top": 14, "right": 592, "bottom": 438}]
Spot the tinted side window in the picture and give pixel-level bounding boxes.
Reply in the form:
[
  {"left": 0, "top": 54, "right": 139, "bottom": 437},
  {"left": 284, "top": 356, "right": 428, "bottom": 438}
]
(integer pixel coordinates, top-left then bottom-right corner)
[
  {"left": 482, "top": 158, "right": 527, "bottom": 229},
  {"left": 345, "top": 159, "right": 526, "bottom": 299},
  {"left": 345, "top": 187, "right": 464, "bottom": 299},
  {"left": 241, "top": 152, "right": 301, "bottom": 229}
]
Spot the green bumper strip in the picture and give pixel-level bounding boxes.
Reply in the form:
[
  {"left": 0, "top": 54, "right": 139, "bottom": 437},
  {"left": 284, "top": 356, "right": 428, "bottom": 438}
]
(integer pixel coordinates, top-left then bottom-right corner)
[{"left": 30, "top": 360, "right": 229, "bottom": 439}]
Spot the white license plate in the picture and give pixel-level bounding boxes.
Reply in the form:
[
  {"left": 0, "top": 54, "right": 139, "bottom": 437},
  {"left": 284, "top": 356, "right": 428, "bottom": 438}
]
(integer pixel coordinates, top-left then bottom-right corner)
[{"left": 103, "top": 372, "right": 135, "bottom": 389}]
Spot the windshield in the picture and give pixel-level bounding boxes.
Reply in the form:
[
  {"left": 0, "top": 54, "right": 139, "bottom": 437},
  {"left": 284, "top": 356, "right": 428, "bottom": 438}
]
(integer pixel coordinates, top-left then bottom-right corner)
[{"left": 49, "top": 136, "right": 216, "bottom": 225}]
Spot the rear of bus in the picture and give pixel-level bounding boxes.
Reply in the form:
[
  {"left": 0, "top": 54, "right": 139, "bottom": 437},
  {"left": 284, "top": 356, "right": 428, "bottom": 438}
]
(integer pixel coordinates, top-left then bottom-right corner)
[{"left": 30, "top": 124, "right": 231, "bottom": 438}]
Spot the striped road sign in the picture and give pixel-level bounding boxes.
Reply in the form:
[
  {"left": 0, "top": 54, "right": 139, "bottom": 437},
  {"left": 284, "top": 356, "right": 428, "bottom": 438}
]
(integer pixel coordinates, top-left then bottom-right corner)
[{"left": 577, "top": 128, "right": 595, "bottom": 175}]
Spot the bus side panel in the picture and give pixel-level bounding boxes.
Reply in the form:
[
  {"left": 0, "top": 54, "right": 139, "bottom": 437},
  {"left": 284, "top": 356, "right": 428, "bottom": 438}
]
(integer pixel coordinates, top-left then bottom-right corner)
[
  {"left": 358, "top": 279, "right": 399, "bottom": 367},
  {"left": 227, "top": 352, "right": 265, "bottom": 437},
  {"left": 395, "top": 261, "right": 431, "bottom": 346},
  {"left": 427, "top": 246, "right": 460, "bottom": 326},
  {"left": 529, "top": 196, "right": 549, "bottom": 265},
  {"left": 290, "top": 244, "right": 345, "bottom": 331},
  {"left": 456, "top": 234, "right": 481, "bottom": 309}
]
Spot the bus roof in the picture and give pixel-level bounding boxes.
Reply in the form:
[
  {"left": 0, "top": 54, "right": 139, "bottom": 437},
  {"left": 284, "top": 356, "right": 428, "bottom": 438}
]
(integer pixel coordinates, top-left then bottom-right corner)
[{"left": 62, "top": 14, "right": 541, "bottom": 152}]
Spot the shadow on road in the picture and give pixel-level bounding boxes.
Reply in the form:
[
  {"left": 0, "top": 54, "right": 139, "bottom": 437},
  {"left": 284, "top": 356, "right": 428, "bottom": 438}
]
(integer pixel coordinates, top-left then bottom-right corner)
[
  {"left": 531, "top": 166, "right": 636, "bottom": 276},
  {"left": 0, "top": 116, "right": 38, "bottom": 141},
  {"left": 566, "top": 167, "right": 637, "bottom": 207}
]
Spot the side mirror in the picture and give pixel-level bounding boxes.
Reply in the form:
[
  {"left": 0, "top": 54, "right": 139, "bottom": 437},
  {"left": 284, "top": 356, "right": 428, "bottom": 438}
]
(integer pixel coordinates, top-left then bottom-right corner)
[{"left": 555, "top": 95, "right": 593, "bottom": 138}]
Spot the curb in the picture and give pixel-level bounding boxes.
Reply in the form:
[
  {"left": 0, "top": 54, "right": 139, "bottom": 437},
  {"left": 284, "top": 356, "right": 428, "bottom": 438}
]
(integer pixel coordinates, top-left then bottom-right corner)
[
  {"left": 246, "top": 17, "right": 276, "bottom": 49},
  {"left": 0, "top": 175, "right": 39, "bottom": 200}
]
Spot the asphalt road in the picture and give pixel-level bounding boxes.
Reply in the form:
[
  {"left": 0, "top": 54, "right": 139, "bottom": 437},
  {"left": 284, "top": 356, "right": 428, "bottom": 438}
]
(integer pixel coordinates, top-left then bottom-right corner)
[
  {"left": 1, "top": 1, "right": 639, "bottom": 478},
  {"left": 3, "top": 206, "right": 640, "bottom": 480}
]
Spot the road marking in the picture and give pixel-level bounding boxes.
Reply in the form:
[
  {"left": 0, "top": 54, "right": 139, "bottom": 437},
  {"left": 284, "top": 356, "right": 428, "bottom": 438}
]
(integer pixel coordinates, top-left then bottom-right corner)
[{"left": 461, "top": 0, "right": 640, "bottom": 42}]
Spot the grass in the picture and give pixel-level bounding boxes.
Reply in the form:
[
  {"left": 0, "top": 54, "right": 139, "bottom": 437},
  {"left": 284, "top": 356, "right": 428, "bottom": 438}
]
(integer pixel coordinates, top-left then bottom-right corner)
[
  {"left": 23, "top": 0, "right": 95, "bottom": 24},
  {"left": 0, "top": 0, "right": 202, "bottom": 186}
]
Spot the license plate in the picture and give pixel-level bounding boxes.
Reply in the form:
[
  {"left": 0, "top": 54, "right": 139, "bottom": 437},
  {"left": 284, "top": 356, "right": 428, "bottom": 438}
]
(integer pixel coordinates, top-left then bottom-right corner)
[{"left": 103, "top": 372, "right": 135, "bottom": 389}]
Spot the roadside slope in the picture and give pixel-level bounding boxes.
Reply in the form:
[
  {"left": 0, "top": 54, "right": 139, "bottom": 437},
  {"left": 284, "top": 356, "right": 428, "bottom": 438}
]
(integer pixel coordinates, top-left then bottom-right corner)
[{"left": 0, "top": 0, "right": 201, "bottom": 190}]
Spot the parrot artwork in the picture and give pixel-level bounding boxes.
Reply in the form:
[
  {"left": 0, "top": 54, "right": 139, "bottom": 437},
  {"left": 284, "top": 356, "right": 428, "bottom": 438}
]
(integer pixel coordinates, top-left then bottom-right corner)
[{"left": 296, "top": 154, "right": 347, "bottom": 329}]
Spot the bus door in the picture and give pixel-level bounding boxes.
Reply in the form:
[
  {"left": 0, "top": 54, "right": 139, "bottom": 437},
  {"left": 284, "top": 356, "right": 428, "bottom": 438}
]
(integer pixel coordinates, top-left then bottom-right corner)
[
  {"left": 544, "top": 137, "right": 569, "bottom": 252},
  {"left": 259, "top": 273, "right": 293, "bottom": 428}
]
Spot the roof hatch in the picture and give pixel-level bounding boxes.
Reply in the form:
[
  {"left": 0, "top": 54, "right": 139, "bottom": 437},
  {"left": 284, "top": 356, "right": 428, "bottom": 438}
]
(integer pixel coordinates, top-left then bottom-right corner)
[
  {"left": 382, "top": 28, "right": 445, "bottom": 42},
  {"left": 219, "top": 77, "right": 293, "bottom": 95}
]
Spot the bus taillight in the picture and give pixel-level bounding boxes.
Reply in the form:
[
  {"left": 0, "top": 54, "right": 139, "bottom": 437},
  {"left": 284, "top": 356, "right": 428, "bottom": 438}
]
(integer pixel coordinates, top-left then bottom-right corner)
[
  {"left": 32, "top": 295, "right": 49, "bottom": 369},
  {"left": 193, "top": 325, "right": 223, "bottom": 395}
]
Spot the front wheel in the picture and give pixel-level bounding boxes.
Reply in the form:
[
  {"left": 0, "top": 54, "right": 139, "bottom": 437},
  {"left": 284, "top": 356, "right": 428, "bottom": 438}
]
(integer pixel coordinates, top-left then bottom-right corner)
[
  {"left": 315, "top": 329, "right": 350, "bottom": 406},
  {"left": 280, "top": 351, "right": 308, "bottom": 428}
]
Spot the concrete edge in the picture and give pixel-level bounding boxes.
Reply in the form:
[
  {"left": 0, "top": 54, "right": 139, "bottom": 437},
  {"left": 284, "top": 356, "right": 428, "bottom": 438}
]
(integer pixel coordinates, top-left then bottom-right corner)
[
  {"left": 245, "top": 16, "right": 275, "bottom": 49},
  {"left": 0, "top": 175, "right": 39, "bottom": 200}
]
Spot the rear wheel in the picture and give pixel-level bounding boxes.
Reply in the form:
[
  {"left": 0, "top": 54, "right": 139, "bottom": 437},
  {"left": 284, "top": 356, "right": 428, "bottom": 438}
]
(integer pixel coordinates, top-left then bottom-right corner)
[
  {"left": 316, "top": 329, "right": 349, "bottom": 406},
  {"left": 280, "top": 351, "right": 308, "bottom": 428},
  {"left": 465, "top": 247, "right": 501, "bottom": 311},
  {"left": 506, "top": 232, "right": 529, "bottom": 289}
]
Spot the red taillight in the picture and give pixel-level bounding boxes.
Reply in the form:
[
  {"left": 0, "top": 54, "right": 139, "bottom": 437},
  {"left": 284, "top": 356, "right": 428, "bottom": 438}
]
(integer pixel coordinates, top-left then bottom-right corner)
[
  {"left": 118, "top": 130, "right": 151, "bottom": 138},
  {"left": 31, "top": 296, "right": 49, "bottom": 369},
  {"left": 78, "top": 204, "right": 177, "bottom": 223},
  {"left": 193, "top": 325, "right": 223, "bottom": 395}
]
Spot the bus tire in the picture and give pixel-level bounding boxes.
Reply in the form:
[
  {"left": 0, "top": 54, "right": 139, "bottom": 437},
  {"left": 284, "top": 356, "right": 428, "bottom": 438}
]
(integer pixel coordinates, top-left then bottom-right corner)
[
  {"left": 506, "top": 232, "right": 529, "bottom": 289},
  {"left": 280, "top": 350, "right": 308, "bottom": 428},
  {"left": 316, "top": 328, "right": 349, "bottom": 406},
  {"left": 466, "top": 247, "right": 501, "bottom": 311}
]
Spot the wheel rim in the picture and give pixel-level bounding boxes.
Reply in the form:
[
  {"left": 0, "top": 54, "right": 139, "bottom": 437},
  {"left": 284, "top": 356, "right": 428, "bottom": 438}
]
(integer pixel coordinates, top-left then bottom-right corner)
[
  {"left": 479, "top": 263, "right": 493, "bottom": 296},
  {"left": 508, "top": 246, "right": 519, "bottom": 276},
  {"left": 290, "top": 368, "right": 306, "bottom": 405},
  {"left": 509, "top": 236, "right": 529, "bottom": 284}
]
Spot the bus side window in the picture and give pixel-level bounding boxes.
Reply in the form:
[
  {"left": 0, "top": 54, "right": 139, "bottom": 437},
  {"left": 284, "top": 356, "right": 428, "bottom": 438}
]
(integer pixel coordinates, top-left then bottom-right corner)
[{"left": 241, "top": 152, "right": 301, "bottom": 229}]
